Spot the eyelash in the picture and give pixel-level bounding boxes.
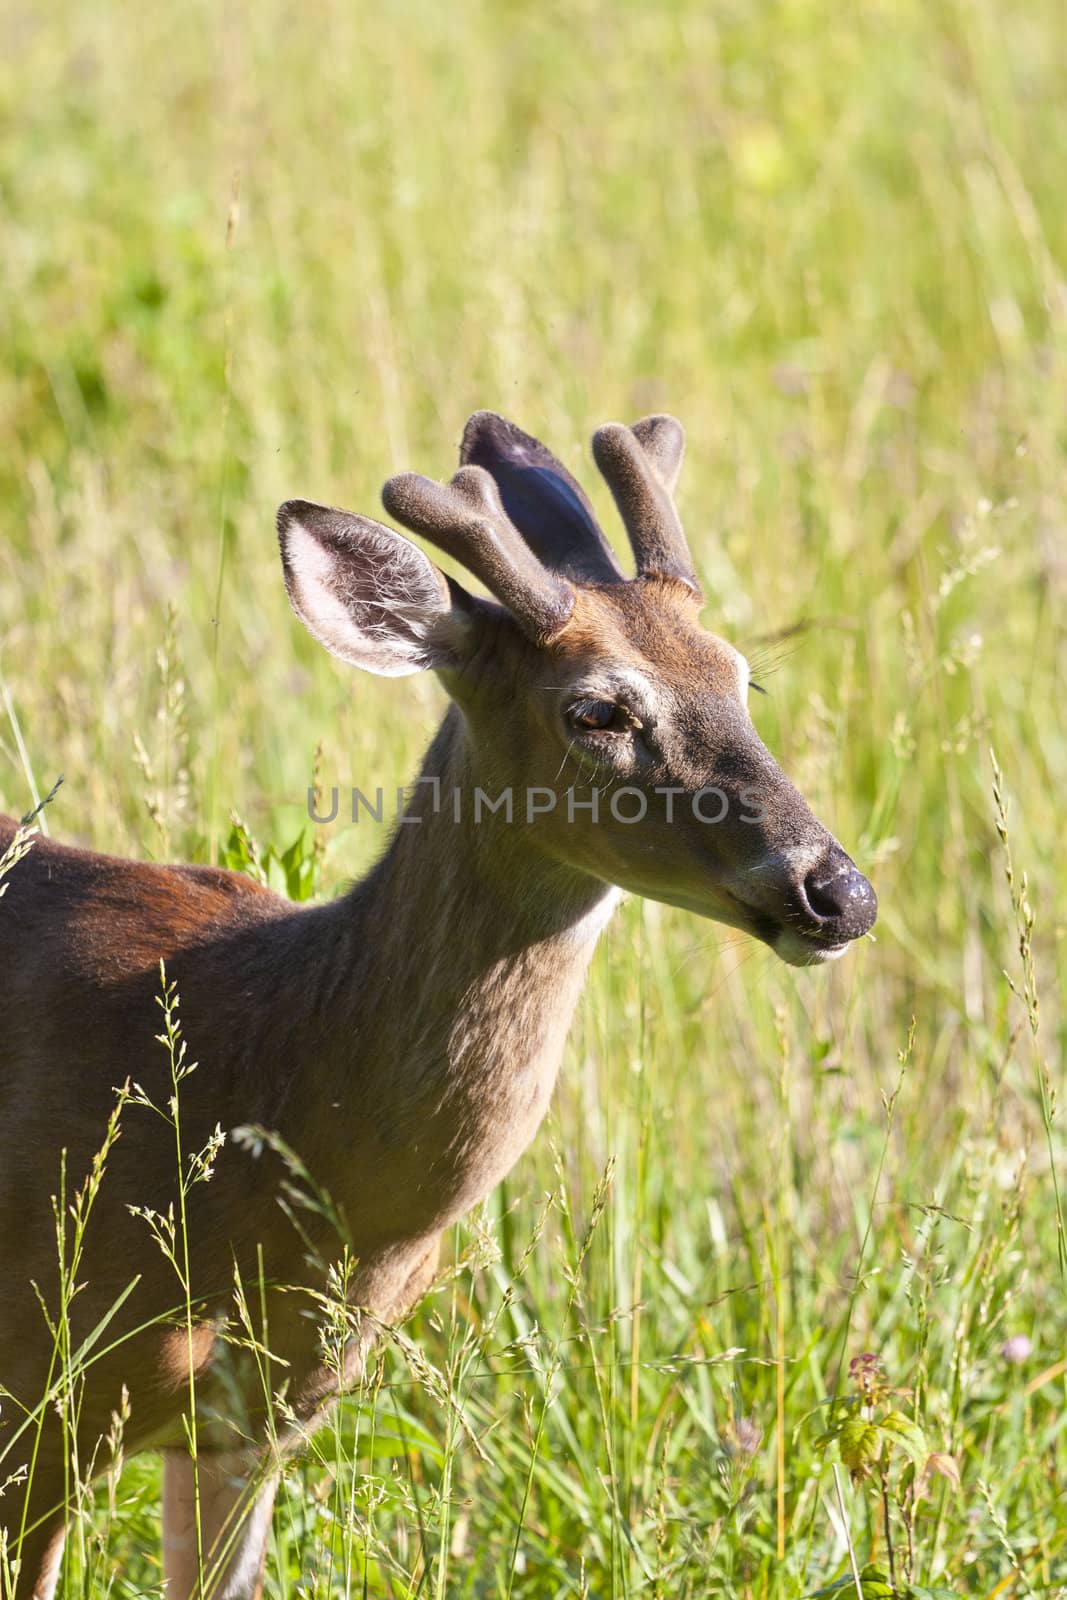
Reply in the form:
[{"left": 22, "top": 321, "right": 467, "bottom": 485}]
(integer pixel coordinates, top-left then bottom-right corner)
[{"left": 567, "top": 699, "right": 639, "bottom": 733}]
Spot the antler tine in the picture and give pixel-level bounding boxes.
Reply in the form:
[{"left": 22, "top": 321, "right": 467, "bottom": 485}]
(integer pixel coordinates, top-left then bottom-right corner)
[
  {"left": 591, "top": 414, "right": 700, "bottom": 594},
  {"left": 461, "top": 410, "right": 624, "bottom": 584},
  {"left": 381, "top": 464, "right": 575, "bottom": 642}
]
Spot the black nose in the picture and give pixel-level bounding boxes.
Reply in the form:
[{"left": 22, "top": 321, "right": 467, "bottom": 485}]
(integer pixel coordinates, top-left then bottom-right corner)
[{"left": 802, "top": 856, "right": 877, "bottom": 941}]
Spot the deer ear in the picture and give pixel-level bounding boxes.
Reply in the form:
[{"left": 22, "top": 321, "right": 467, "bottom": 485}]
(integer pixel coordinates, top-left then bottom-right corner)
[{"left": 278, "top": 500, "right": 466, "bottom": 677}]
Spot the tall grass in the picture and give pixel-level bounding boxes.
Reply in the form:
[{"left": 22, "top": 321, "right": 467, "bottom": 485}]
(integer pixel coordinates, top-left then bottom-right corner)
[{"left": 1, "top": 0, "right": 1065, "bottom": 1593}]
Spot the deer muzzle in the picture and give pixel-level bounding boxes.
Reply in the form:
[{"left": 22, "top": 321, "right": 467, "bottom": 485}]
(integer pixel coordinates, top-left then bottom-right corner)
[{"left": 736, "top": 839, "right": 877, "bottom": 967}]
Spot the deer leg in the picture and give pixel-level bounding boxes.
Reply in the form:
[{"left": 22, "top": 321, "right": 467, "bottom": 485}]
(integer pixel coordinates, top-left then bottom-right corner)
[
  {"left": 0, "top": 1452, "right": 68, "bottom": 1600},
  {"left": 162, "top": 1449, "right": 278, "bottom": 1600},
  {"left": 387, "top": 1236, "right": 441, "bottom": 1322},
  {"left": 4, "top": 1512, "right": 66, "bottom": 1600}
]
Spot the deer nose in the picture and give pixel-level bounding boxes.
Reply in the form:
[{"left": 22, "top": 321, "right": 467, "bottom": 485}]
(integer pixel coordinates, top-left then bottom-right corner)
[{"left": 800, "top": 855, "right": 877, "bottom": 941}]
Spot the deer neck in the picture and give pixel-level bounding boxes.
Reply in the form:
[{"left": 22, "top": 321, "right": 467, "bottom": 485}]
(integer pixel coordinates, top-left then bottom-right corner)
[
  {"left": 358, "top": 705, "right": 618, "bottom": 1050},
  {"left": 322, "top": 708, "right": 619, "bottom": 1233}
]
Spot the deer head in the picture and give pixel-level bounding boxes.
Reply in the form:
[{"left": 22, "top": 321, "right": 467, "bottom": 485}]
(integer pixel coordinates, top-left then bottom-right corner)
[{"left": 278, "top": 411, "right": 876, "bottom": 966}]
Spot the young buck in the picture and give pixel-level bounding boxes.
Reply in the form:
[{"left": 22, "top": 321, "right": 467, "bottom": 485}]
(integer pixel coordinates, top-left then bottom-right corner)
[{"left": 0, "top": 412, "right": 876, "bottom": 1597}]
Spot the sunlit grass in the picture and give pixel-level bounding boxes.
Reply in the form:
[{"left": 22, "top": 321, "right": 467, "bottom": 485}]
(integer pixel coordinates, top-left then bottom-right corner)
[{"left": 1, "top": 0, "right": 1065, "bottom": 1592}]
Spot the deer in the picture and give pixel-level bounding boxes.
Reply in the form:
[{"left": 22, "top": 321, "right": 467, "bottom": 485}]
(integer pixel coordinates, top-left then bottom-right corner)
[{"left": 0, "top": 410, "right": 876, "bottom": 1598}]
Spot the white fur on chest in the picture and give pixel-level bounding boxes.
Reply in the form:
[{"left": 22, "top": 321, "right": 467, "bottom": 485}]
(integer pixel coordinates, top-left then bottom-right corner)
[{"left": 561, "top": 887, "right": 623, "bottom": 947}]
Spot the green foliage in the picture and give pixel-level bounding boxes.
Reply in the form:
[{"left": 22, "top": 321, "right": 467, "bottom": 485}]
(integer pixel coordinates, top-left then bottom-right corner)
[
  {"left": 220, "top": 816, "right": 321, "bottom": 903},
  {"left": 811, "top": 1565, "right": 963, "bottom": 1600},
  {"left": 1, "top": 0, "right": 1065, "bottom": 1594},
  {"left": 810, "top": 1566, "right": 894, "bottom": 1599}
]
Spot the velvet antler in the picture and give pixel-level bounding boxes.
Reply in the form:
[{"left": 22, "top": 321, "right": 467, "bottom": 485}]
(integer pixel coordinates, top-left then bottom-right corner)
[
  {"left": 460, "top": 411, "right": 623, "bottom": 584},
  {"left": 381, "top": 464, "right": 575, "bottom": 643},
  {"left": 591, "top": 415, "right": 699, "bottom": 594}
]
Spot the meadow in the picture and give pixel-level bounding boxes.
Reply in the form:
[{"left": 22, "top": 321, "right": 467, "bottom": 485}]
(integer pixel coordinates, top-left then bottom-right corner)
[{"left": 1, "top": 0, "right": 1065, "bottom": 1594}]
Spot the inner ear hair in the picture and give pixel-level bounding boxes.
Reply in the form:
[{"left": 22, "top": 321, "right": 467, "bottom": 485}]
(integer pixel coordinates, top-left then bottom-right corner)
[{"left": 278, "top": 499, "right": 465, "bottom": 678}]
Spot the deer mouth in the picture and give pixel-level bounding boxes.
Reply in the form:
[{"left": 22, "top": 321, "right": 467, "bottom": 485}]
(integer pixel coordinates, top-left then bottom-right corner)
[
  {"left": 772, "top": 928, "right": 853, "bottom": 967},
  {"left": 725, "top": 906, "right": 853, "bottom": 967}
]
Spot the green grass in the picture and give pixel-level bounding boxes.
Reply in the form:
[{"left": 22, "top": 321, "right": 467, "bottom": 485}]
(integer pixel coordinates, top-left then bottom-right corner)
[{"left": 1, "top": 0, "right": 1066, "bottom": 1593}]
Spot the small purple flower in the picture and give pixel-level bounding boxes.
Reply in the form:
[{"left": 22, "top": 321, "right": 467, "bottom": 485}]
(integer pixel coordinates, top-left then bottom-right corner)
[
  {"left": 1001, "top": 1334, "right": 1032, "bottom": 1365},
  {"left": 734, "top": 1416, "right": 762, "bottom": 1458},
  {"left": 849, "top": 1351, "right": 885, "bottom": 1402},
  {"left": 849, "top": 1352, "right": 883, "bottom": 1377}
]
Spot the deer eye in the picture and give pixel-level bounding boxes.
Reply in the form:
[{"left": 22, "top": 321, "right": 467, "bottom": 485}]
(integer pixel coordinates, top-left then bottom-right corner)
[{"left": 567, "top": 699, "right": 635, "bottom": 733}]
